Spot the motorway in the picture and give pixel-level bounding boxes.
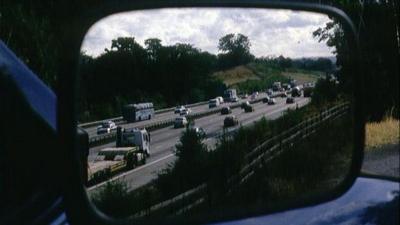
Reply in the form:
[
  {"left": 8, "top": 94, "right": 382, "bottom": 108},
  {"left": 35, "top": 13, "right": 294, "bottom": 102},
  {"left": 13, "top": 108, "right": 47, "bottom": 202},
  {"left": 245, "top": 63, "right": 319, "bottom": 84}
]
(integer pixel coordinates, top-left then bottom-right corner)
[
  {"left": 87, "top": 96, "right": 310, "bottom": 194},
  {"left": 84, "top": 97, "right": 257, "bottom": 138}
]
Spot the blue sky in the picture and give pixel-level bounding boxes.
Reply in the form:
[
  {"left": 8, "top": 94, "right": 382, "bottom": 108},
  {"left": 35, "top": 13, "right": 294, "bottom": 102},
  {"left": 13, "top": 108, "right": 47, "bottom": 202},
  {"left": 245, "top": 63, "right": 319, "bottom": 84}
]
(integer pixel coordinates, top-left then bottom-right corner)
[{"left": 81, "top": 8, "right": 334, "bottom": 58}]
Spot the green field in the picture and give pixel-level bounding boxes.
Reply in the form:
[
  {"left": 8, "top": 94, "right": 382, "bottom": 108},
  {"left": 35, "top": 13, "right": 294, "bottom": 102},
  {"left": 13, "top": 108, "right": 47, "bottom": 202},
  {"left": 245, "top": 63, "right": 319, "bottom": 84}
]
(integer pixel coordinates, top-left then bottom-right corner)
[{"left": 213, "top": 62, "right": 324, "bottom": 93}]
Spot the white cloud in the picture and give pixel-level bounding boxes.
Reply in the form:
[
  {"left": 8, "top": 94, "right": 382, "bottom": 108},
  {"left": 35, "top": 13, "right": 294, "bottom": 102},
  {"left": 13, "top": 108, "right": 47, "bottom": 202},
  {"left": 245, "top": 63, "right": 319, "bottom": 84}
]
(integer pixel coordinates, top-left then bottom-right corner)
[{"left": 81, "top": 8, "right": 334, "bottom": 58}]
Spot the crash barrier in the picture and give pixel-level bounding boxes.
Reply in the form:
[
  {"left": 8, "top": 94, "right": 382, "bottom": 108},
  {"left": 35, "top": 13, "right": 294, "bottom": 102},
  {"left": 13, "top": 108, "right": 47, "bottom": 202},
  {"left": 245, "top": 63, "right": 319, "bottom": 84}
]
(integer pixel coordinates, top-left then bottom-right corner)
[{"left": 128, "top": 102, "right": 350, "bottom": 218}]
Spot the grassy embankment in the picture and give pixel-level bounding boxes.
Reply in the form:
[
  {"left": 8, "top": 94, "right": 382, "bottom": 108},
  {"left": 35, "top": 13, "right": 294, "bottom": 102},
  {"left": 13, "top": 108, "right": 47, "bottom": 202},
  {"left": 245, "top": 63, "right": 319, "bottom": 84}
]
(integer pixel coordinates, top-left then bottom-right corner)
[
  {"left": 365, "top": 114, "right": 399, "bottom": 151},
  {"left": 213, "top": 62, "right": 323, "bottom": 94}
]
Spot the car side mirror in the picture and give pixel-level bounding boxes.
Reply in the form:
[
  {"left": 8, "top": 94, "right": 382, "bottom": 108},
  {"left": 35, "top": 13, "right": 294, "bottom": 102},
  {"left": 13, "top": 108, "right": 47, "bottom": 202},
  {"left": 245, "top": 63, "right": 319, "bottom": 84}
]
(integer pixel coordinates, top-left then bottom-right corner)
[{"left": 58, "top": 2, "right": 363, "bottom": 225}]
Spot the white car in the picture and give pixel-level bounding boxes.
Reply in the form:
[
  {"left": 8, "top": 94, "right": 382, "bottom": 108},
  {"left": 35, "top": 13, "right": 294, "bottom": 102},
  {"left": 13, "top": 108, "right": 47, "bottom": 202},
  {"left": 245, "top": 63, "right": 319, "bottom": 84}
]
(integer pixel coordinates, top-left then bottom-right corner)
[
  {"left": 97, "top": 121, "right": 117, "bottom": 134},
  {"left": 180, "top": 108, "right": 192, "bottom": 116},
  {"left": 174, "top": 117, "right": 188, "bottom": 128},
  {"left": 216, "top": 96, "right": 224, "bottom": 104},
  {"left": 174, "top": 105, "right": 186, "bottom": 114},
  {"left": 268, "top": 98, "right": 276, "bottom": 105}
]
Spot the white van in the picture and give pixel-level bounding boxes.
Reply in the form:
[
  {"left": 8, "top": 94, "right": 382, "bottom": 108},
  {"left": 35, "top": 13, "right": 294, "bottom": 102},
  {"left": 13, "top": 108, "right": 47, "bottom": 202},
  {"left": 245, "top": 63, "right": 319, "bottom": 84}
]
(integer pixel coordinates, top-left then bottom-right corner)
[
  {"left": 216, "top": 96, "right": 224, "bottom": 104},
  {"left": 209, "top": 98, "right": 220, "bottom": 108}
]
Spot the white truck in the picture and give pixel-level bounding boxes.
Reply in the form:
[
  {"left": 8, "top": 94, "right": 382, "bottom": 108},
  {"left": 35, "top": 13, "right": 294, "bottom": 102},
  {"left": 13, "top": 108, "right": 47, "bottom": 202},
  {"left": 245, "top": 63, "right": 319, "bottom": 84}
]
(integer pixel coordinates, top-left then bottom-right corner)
[
  {"left": 122, "top": 102, "right": 155, "bottom": 122},
  {"left": 208, "top": 98, "right": 220, "bottom": 108},
  {"left": 224, "top": 89, "right": 238, "bottom": 102},
  {"left": 272, "top": 82, "right": 281, "bottom": 91},
  {"left": 116, "top": 127, "right": 151, "bottom": 157},
  {"left": 87, "top": 147, "right": 146, "bottom": 185}
]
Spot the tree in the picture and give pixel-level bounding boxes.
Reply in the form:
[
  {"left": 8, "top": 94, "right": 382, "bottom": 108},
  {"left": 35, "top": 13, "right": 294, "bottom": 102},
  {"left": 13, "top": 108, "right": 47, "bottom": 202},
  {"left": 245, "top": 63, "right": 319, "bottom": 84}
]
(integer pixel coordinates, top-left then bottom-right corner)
[
  {"left": 145, "top": 38, "right": 162, "bottom": 60},
  {"left": 174, "top": 127, "right": 208, "bottom": 187},
  {"left": 313, "top": 1, "right": 399, "bottom": 121},
  {"left": 218, "top": 33, "right": 254, "bottom": 69}
]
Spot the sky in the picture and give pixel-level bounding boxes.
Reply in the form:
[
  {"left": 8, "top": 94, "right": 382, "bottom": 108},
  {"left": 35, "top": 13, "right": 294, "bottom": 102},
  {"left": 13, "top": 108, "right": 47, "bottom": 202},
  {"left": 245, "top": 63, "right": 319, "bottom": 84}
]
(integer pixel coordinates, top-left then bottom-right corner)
[{"left": 81, "top": 8, "right": 335, "bottom": 59}]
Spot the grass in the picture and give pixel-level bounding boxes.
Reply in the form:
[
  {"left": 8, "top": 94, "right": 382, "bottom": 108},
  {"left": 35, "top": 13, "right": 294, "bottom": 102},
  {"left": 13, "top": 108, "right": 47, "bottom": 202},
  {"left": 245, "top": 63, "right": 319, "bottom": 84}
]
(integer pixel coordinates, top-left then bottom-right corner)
[
  {"left": 213, "top": 65, "right": 259, "bottom": 86},
  {"left": 365, "top": 115, "right": 399, "bottom": 150},
  {"left": 281, "top": 69, "right": 323, "bottom": 84},
  {"left": 213, "top": 62, "right": 324, "bottom": 90}
]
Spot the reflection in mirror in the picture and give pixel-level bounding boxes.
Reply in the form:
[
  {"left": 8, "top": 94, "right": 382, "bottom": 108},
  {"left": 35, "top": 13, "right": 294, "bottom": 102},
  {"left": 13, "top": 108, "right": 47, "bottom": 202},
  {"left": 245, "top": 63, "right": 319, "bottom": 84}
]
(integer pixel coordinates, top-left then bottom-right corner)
[{"left": 78, "top": 8, "right": 354, "bottom": 223}]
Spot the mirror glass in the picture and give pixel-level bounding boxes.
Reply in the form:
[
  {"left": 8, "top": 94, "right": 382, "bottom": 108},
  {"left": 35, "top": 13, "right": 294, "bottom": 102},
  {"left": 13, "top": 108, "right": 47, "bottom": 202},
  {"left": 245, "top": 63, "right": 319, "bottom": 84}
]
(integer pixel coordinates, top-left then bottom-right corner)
[{"left": 78, "top": 8, "right": 354, "bottom": 223}]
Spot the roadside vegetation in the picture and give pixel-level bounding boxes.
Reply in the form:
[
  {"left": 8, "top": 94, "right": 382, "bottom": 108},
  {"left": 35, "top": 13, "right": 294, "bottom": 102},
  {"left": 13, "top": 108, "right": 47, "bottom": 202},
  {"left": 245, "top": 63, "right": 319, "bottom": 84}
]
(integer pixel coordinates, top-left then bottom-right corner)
[
  {"left": 222, "top": 114, "right": 353, "bottom": 213},
  {"left": 365, "top": 112, "right": 399, "bottom": 151}
]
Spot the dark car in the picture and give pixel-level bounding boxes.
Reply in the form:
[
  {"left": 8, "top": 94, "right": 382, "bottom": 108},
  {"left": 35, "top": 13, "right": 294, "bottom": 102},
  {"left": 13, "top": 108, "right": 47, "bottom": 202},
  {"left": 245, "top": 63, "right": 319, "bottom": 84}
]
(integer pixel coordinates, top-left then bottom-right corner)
[
  {"left": 286, "top": 97, "right": 295, "bottom": 104},
  {"left": 192, "top": 127, "right": 206, "bottom": 138},
  {"left": 244, "top": 104, "right": 254, "bottom": 112},
  {"left": 221, "top": 106, "right": 232, "bottom": 115},
  {"left": 262, "top": 96, "right": 270, "bottom": 103},
  {"left": 241, "top": 101, "right": 250, "bottom": 109},
  {"left": 224, "top": 115, "right": 239, "bottom": 127}
]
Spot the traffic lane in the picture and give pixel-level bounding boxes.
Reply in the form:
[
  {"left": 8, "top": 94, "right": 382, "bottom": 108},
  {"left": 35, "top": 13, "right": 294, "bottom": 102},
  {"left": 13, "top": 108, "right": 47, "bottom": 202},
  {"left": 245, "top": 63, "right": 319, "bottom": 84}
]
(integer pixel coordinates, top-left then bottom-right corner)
[
  {"left": 87, "top": 97, "right": 299, "bottom": 161},
  {"left": 202, "top": 97, "right": 310, "bottom": 149},
  {"left": 87, "top": 97, "right": 283, "bottom": 161},
  {"left": 87, "top": 97, "right": 304, "bottom": 193},
  {"left": 200, "top": 97, "right": 289, "bottom": 137},
  {"left": 147, "top": 104, "right": 248, "bottom": 147},
  {"left": 84, "top": 101, "right": 211, "bottom": 137},
  {"left": 146, "top": 97, "right": 276, "bottom": 149},
  {"left": 84, "top": 96, "right": 255, "bottom": 138},
  {"left": 107, "top": 98, "right": 306, "bottom": 192}
]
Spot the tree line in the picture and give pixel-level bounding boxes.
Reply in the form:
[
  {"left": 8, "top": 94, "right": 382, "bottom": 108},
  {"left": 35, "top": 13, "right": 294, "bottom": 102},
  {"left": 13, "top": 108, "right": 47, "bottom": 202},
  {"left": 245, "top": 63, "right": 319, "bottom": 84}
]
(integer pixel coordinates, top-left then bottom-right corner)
[
  {"left": 78, "top": 35, "right": 335, "bottom": 121},
  {"left": 78, "top": 34, "right": 254, "bottom": 121},
  {"left": 3, "top": 1, "right": 397, "bottom": 122}
]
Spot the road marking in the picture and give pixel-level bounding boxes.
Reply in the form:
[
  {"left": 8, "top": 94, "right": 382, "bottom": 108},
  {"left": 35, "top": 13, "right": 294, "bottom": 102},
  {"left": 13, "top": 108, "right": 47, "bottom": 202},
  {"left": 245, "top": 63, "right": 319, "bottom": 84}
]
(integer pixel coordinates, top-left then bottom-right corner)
[{"left": 87, "top": 153, "right": 175, "bottom": 191}]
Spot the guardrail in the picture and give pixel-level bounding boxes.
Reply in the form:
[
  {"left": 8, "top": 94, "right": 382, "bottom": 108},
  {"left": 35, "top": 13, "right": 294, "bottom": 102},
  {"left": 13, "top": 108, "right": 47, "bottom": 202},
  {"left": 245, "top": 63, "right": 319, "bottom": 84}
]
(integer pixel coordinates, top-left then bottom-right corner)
[{"left": 127, "top": 102, "right": 350, "bottom": 218}]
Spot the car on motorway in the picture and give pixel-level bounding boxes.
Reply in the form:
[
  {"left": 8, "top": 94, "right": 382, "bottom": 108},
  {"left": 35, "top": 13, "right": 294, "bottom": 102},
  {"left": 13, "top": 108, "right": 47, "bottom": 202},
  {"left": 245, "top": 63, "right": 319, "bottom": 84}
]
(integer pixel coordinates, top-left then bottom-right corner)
[
  {"left": 174, "top": 116, "right": 188, "bottom": 128},
  {"left": 216, "top": 96, "right": 224, "bottom": 104},
  {"left": 224, "top": 115, "right": 239, "bottom": 127},
  {"left": 291, "top": 86, "right": 302, "bottom": 97},
  {"left": 96, "top": 121, "right": 117, "bottom": 134},
  {"left": 174, "top": 105, "right": 186, "bottom": 114},
  {"left": 209, "top": 98, "right": 220, "bottom": 108},
  {"left": 244, "top": 104, "right": 254, "bottom": 112},
  {"left": 286, "top": 97, "right": 295, "bottom": 104},
  {"left": 179, "top": 108, "right": 191, "bottom": 116},
  {"left": 241, "top": 101, "right": 250, "bottom": 109},
  {"left": 262, "top": 96, "right": 271, "bottom": 103},
  {"left": 192, "top": 127, "right": 206, "bottom": 138},
  {"left": 221, "top": 106, "right": 232, "bottom": 115},
  {"left": 268, "top": 98, "right": 277, "bottom": 105},
  {"left": 233, "top": 97, "right": 239, "bottom": 102}
]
